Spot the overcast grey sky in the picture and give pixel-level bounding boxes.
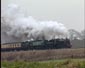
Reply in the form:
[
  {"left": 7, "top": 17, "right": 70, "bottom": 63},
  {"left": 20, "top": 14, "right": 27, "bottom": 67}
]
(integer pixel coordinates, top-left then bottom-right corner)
[{"left": 1, "top": 0, "right": 84, "bottom": 32}]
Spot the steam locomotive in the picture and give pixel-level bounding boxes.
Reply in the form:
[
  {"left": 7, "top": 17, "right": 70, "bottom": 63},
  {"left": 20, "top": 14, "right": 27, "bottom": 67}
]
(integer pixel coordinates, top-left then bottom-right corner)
[{"left": 1, "top": 38, "right": 72, "bottom": 51}]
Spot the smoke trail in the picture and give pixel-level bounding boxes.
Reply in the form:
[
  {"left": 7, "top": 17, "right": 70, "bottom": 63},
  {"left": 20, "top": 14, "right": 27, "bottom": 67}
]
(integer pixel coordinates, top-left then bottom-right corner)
[{"left": 1, "top": 4, "right": 68, "bottom": 43}]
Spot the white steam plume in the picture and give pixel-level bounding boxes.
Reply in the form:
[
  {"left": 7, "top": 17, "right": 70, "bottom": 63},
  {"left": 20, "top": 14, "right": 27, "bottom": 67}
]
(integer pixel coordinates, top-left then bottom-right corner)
[{"left": 1, "top": 4, "right": 68, "bottom": 44}]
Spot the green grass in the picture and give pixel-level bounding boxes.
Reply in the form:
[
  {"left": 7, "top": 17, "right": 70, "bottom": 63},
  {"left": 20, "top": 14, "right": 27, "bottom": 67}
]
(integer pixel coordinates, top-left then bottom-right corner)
[{"left": 1, "top": 59, "right": 85, "bottom": 68}]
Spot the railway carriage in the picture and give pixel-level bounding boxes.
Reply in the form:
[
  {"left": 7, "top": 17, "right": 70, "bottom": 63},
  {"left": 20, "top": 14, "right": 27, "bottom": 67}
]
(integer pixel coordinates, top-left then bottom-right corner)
[{"left": 1, "top": 43, "right": 21, "bottom": 51}]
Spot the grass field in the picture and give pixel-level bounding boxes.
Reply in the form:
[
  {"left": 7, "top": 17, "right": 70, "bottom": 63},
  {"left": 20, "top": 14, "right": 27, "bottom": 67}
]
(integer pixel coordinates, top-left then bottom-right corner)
[{"left": 1, "top": 59, "right": 85, "bottom": 68}]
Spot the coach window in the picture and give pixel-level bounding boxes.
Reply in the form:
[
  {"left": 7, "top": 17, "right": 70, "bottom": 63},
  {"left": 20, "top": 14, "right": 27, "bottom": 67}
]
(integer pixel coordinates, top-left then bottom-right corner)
[
  {"left": 13, "top": 44, "right": 16, "bottom": 48},
  {"left": 2, "top": 45, "right": 4, "bottom": 48},
  {"left": 7, "top": 44, "right": 10, "bottom": 48},
  {"left": 9, "top": 44, "right": 11, "bottom": 48},
  {"left": 4, "top": 45, "right": 6, "bottom": 48},
  {"left": 18, "top": 43, "right": 20, "bottom": 47},
  {"left": 14, "top": 44, "right": 15, "bottom": 48},
  {"left": 17, "top": 44, "right": 18, "bottom": 47},
  {"left": 6, "top": 45, "right": 7, "bottom": 48},
  {"left": 1, "top": 45, "right": 3, "bottom": 48},
  {"left": 6, "top": 45, "right": 8, "bottom": 48},
  {"left": 18, "top": 43, "right": 19, "bottom": 47},
  {"left": 15, "top": 44, "right": 17, "bottom": 47},
  {"left": 12, "top": 44, "right": 14, "bottom": 48},
  {"left": 5, "top": 45, "right": 6, "bottom": 48},
  {"left": 15, "top": 44, "right": 16, "bottom": 47},
  {"left": 11, "top": 44, "right": 13, "bottom": 48},
  {"left": 6, "top": 44, "right": 8, "bottom": 48},
  {"left": 4, "top": 45, "right": 5, "bottom": 48},
  {"left": 20, "top": 43, "right": 21, "bottom": 47},
  {"left": 1, "top": 45, "right": 2, "bottom": 48},
  {"left": 18, "top": 44, "right": 19, "bottom": 47},
  {"left": 15, "top": 44, "right": 16, "bottom": 48},
  {"left": 13, "top": 44, "right": 15, "bottom": 48},
  {"left": 11, "top": 44, "right": 12, "bottom": 48},
  {"left": 19, "top": 43, "right": 20, "bottom": 47},
  {"left": 17, "top": 44, "right": 19, "bottom": 47},
  {"left": 5, "top": 45, "right": 7, "bottom": 48},
  {"left": 12, "top": 44, "right": 13, "bottom": 48},
  {"left": 10, "top": 44, "right": 11, "bottom": 48},
  {"left": 13, "top": 44, "right": 14, "bottom": 48},
  {"left": 9, "top": 44, "right": 10, "bottom": 48}
]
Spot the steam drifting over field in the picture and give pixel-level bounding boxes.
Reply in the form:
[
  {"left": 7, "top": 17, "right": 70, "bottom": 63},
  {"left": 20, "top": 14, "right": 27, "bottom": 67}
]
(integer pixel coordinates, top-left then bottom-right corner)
[{"left": 1, "top": 4, "right": 69, "bottom": 43}]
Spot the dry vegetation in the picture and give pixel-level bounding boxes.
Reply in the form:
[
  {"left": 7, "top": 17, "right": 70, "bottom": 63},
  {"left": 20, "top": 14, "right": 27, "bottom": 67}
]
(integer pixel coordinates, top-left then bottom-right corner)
[{"left": 1, "top": 48, "right": 85, "bottom": 61}]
